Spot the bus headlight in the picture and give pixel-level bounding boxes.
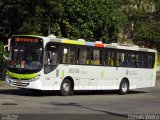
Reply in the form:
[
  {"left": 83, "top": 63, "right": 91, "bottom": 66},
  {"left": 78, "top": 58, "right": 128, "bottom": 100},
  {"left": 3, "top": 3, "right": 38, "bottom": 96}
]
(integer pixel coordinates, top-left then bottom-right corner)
[{"left": 30, "top": 74, "right": 41, "bottom": 81}]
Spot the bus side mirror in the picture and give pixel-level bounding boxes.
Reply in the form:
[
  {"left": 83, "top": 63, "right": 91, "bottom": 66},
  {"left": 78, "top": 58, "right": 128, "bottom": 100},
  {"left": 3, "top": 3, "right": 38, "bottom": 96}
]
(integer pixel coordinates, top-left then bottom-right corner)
[{"left": 3, "top": 45, "right": 9, "bottom": 60}]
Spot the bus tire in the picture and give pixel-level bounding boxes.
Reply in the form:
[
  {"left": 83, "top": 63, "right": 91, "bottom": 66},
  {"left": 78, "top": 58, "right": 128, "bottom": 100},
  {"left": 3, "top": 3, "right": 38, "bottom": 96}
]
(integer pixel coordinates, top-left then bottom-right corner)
[
  {"left": 119, "top": 79, "right": 129, "bottom": 95},
  {"left": 60, "top": 79, "right": 71, "bottom": 96}
]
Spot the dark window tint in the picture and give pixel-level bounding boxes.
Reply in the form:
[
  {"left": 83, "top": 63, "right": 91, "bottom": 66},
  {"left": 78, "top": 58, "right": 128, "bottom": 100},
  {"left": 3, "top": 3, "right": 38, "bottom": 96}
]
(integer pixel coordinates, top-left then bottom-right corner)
[{"left": 143, "top": 53, "right": 154, "bottom": 68}]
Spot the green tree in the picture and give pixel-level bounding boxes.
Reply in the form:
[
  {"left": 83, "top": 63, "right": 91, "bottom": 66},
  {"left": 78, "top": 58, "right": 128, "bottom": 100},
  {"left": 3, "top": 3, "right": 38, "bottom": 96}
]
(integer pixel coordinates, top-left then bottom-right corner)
[
  {"left": 37, "top": 0, "right": 64, "bottom": 36},
  {"left": 2, "top": 0, "right": 160, "bottom": 48},
  {"left": 0, "top": 42, "right": 3, "bottom": 62},
  {"left": 60, "top": 0, "right": 127, "bottom": 43},
  {"left": 121, "top": 0, "right": 160, "bottom": 49}
]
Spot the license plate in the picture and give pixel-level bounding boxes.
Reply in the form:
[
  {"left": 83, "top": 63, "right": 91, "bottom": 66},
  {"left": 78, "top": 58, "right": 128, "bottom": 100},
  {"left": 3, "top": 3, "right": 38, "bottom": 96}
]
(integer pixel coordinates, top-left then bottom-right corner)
[{"left": 16, "top": 81, "right": 22, "bottom": 86}]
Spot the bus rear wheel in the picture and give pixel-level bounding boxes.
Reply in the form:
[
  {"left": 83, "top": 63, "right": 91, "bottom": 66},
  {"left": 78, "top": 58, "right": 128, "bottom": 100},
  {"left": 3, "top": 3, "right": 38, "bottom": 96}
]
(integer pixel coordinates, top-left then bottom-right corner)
[
  {"left": 60, "top": 79, "right": 72, "bottom": 96},
  {"left": 119, "top": 79, "right": 129, "bottom": 95}
]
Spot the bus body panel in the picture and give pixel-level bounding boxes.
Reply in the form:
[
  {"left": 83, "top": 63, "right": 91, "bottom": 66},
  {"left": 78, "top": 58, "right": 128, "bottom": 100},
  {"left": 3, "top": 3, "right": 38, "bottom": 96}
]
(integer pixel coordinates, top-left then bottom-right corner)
[
  {"left": 5, "top": 35, "right": 157, "bottom": 94},
  {"left": 6, "top": 66, "right": 156, "bottom": 91},
  {"left": 137, "top": 69, "right": 156, "bottom": 88}
]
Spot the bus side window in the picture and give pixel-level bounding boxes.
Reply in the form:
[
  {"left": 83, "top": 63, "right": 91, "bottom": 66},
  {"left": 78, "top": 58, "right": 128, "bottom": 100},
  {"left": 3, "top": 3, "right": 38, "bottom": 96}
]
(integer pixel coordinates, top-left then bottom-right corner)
[
  {"left": 62, "top": 47, "right": 76, "bottom": 64},
  {"left": 78, "top": 48, "right": 87, "bottom": 64},
  {"left": 131, "top": 53, "right": 136, "bottom": 67},
  {"left": 105, "top": 51, "right": 115, "bottom": 66},
  {"left": 125, "top": 53, "right": 132, "bottom": 67},
  {"left": 68, "top": 47, "right": 76, "bottom": 64},
  {"left": 116, "top": 52, "right": 125, "bottom": 67},
  {"left": 133, "top": 54, "right": 140, "bottom": 68},
  {"left": 144, "top": 54, "right": 154, "bottom": 68},
  {"left": 108, "top": 57, "right": 113, "bottom": 66},
  {"left": 137, "top": 53, "right": 143, "bottom": 68},
  {"left": 86, "top": 48, "right": 90, "bottom": 64},
  {"left": 62, "top": 48, "right": 68, "bottom": 63},
  {"left": 91, "top": 49, "right": 101, "bottom": 65}
]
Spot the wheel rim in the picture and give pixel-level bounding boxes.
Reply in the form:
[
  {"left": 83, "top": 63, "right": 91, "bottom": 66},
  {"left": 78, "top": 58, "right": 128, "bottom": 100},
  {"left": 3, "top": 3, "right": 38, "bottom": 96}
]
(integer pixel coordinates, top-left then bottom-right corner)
[
  {"left": 122, "top": 83, "right": 128, "bottom": 92},
  {"left": 63, "top": 83, "right": 70, "bottom": 92}
]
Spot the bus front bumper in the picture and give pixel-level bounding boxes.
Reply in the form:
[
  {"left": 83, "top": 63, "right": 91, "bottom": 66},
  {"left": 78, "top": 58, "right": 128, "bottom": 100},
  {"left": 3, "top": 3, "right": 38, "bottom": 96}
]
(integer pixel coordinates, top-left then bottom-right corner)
[{"left": 6, "top": 75, "right": 42, "bottom": 90}]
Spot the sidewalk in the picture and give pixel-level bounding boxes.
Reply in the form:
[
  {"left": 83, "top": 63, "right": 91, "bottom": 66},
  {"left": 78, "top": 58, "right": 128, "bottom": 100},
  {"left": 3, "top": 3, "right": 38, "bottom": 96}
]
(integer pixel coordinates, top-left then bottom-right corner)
[{"left": 0, "top": 81, "right": 5, "bottom": 87}]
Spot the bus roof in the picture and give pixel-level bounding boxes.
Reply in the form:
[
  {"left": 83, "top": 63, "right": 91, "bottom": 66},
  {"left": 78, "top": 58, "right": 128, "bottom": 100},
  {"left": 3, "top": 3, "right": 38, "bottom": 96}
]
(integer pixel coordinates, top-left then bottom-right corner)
[
  {"left": 48, "top": 34, "right": 157, "bottom": 53},
  {"left": 13, "top": 34, "right": 156, "bottom": 53},
  {"left": 12, "top": 35, "right": 47, "bottom": 39}
]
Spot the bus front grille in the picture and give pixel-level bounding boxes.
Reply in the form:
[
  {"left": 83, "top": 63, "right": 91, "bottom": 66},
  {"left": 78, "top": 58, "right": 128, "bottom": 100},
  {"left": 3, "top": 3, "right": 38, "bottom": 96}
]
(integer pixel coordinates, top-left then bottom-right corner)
[
  {"left": 12, "top": 81, "right": 29, "bottom": 86},
  {"left": 7, "top": 76, "right": 30, "bottom": 87}
]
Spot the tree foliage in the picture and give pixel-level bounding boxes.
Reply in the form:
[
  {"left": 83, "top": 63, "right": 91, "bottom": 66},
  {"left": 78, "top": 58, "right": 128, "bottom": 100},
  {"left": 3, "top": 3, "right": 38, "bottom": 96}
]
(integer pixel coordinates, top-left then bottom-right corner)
[
  {"left": 0, "top": 0, "right": 160, "bottom": 48},
  {"left": 0, "top": 0, "right": 127, "bottom": 43},
  {"left": 121, "top": 0, "right": 160, "bottom": 49}
]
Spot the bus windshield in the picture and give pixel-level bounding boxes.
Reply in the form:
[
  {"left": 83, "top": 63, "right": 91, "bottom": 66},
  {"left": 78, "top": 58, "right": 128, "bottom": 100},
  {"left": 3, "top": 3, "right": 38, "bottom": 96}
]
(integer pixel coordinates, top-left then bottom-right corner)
[{"left": 7, "top": 37, "right": 44, "bottom": 74}]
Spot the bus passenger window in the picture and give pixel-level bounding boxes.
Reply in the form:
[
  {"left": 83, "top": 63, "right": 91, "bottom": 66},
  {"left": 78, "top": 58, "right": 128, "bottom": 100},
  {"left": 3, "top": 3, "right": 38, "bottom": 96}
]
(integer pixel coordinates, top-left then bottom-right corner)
[
  {"left": 86, "top": 49, "right": 90, "bottom": 64},
  {"left": 78, "top": 48, "right": 87, "bottom": 64},
  {"left": 105, "top": 51, "right": 115, "bottom": 66},
  {"left": 62, "top": 47, "right": 76, "bottom": 64},
  {"left": 134, "top": 54, "right": 140, "bottom": 68},
  {"left": 144, "top": 54, "right": 154, "bottom": 68},
  {"left": 125, "top": 53, "right": 132, "bottom": 67},
  {"left": 62, "top": 48, "right": 68, "bottom": 63},
  {"left": 138, "top": 53, "right": 144, "bottom": 68},
  {"left": 91, "top": 49, "right": 101, "bottom": 65},
  {"left": 116, "top": 52, "right": 125, "bottom": 67},
  {"left": 131, "top": 53, "right": 136, "bottom": 67}
]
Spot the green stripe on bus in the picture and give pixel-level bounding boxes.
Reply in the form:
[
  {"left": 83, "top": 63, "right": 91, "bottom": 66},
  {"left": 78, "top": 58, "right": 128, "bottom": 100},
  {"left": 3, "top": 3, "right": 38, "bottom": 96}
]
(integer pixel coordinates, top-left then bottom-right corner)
[
  {"left": 154, "top": 53, "right": 158, "bottom": 69},
  {"left": 62, "top": 70, "right": 65, "bottom": 78},
  {"left": 101, "top": 71, "right": 104, "bottom": 79},
  {"left": 151, "top": 73, "right": 153, "bottom": 80},
  {"left": 7, "top": 71, "right": 37, "bottom": 79}
]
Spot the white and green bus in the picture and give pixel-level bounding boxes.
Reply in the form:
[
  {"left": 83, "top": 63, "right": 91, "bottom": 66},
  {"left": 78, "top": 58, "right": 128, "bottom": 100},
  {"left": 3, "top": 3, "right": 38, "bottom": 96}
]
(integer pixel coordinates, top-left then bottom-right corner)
[{"left": 5, "top": 35, "right": 157, "bottom": 95}]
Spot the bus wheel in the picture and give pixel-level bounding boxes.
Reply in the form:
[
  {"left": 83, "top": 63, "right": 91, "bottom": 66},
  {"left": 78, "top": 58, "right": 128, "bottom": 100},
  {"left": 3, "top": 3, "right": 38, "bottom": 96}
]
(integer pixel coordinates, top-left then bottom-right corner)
[
  {"left": 119, "top": 79, "right": 129, "bottom": 95},
  {"left": 60, "top": 79, "right": 71, "bottom": 96}
]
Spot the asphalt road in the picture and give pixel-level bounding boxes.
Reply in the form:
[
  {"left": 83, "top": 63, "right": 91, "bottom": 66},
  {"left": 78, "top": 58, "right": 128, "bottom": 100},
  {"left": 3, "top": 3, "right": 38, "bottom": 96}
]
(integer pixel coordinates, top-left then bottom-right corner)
[{"left": 0, "top": 81, "right": 160, "bottom": 120}]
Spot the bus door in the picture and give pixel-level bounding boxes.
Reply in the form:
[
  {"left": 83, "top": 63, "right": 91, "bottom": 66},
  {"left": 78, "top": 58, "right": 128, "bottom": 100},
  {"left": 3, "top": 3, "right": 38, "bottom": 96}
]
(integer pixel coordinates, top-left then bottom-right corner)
[
  {"left": 44, "top": 43, "right": 59, "bottom": 90},
  {"left": 120, "top": 52, "right": 139, "bottom": 89}
]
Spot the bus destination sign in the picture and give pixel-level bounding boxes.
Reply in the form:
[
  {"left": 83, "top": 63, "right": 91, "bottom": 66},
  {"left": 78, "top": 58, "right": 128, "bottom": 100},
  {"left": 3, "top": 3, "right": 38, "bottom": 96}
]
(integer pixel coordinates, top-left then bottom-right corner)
[{"left": 14, "top": 37, "right": 42, "bottom": 43}]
